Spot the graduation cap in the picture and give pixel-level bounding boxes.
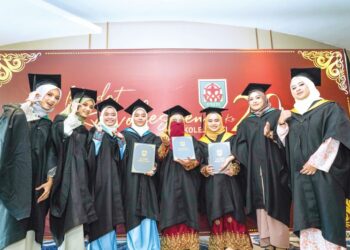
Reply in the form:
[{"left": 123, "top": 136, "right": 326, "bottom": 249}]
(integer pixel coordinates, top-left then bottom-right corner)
[
  {"left": 241, "top": 83, "right": 271, "bottom": 96},
  {"left": 200, "top": 107, "right": 227, "bottom": 116},
  {"left": 163, "top": 105, "right": 191, "bottom": 117},
  {"left": 95, "top": 98, "right": 123, "bottom": 121},
  {"left": 70, "top": 87, "right": 97, "bottom": 103},
  {"left": 124, "top": 99, "right": 153, "bottom": 115},
  {"left": 28, "top": 73, "right": 61, "bottom": 91},
  {"left": 95, "top": 98, "right": 123, "bottom": 112},
  {"left": 291, "top": 68, "right": 321, "bottom": 86}
]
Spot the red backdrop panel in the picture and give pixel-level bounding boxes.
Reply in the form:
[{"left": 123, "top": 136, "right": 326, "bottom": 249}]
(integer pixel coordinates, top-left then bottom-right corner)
[
  {"left": 1, "top": 49, "right": 349, "bottom": 235},
  {"left": 1, "top": 49, "right": 349, "bottom": 137}
]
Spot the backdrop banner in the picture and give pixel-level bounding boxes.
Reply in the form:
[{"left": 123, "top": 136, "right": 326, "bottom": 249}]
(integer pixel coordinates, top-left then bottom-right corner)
[{"left": 1, "top": 49, "right": 349, "bottom": 233}]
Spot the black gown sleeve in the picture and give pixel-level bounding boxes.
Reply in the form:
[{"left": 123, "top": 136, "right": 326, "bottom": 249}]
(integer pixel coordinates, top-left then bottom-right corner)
[
  {"left": 0, "top": 105, "right": 32, "bottom": 220},
  {"left": 231, "top": 122, "right": 249, "bottom": 167}
]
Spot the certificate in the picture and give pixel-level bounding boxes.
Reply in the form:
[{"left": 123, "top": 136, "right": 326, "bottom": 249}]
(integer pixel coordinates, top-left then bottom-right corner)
[
  {"left": 172, "top": 136, "right": 196, "bottom": 160},
  {"left": 131, "top": 143, "right": 155, "bottom": 174},
  {"left": 208, "top": 142, "right": 231, "bottom": 174}
]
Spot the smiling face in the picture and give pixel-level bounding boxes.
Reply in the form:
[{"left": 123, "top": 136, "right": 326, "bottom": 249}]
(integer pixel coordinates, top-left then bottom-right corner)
[
  {"left": 290, "top": 77, "right": 311, "bottom": 100},
  {"left": 206, "top": 112, "right": 222, "bottom": 132},
  {"left": 77, "top": 99, "right": 95, "bottom": 118},
  {"left": 40, "top": 88, "right": 61, "bottom": 110},
  {"left": 102, "top": 107, "right": 117, "bottom": 126},
  {"left": 133, "top": 108, "right": 147, "bottom": 127},
  {"left": 248, "top": 90, "right": 266, "bottom": 111}
]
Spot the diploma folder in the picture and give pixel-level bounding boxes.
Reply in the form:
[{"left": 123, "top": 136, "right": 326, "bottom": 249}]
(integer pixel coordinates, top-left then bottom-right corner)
[
  {"left": 208, "top": 142, "right": 231, "bottom": 174},
  {"left": 172, "top": 136, "right": 196, "bottom": 160},
  {"left": 131, "top": 143, "right": 156, "bottom": 174}
]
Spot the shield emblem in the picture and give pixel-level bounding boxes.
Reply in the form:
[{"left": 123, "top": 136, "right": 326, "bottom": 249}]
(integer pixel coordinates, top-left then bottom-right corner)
[{"left": 198, "top": 79, "right": 228, "bottom": 108}]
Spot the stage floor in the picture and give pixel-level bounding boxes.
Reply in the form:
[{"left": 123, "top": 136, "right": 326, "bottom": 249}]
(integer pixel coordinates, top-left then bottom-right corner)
[{"left": 41, "top": 231, "right": 350, "bottom": 250}]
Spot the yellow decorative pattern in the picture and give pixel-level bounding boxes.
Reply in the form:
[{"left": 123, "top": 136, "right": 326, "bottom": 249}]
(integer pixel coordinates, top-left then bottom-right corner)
[
  {"left": 346, "top": 199, "right": 350, "bottom": 228},
  {"left": 298, "top": 50, "right": 348, "bottom": 95},
  {"left": 209, "top": 232, "right": 252, "bottom": 250},
  {"left": 161, "top": 232, "right": 199, "bottom": 250},
  {"left": 0, "top": 52, "right": 41, "bottom": 87}
]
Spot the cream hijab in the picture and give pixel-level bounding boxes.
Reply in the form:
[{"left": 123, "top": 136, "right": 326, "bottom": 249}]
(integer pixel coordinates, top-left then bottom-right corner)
[
  {"left": 131, "top": 107, "right": 149, "bottom": 136},
  {"left": 291, "top": 76, "right": 321, "bottom": 114},
  {"left": 22, "top": 84, "right": 62, "bottom": 121},
  {"left": 99, "top": 106, "right": 119, "bottom": 136}
]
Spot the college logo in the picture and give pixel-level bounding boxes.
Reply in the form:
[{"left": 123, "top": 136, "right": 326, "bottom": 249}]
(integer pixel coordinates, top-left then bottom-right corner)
[{"left": 198, "top": 79, "right": 228, "bottom": 108}]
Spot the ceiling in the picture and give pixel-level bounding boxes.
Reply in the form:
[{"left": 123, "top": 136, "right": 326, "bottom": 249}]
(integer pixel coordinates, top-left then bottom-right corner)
[{"left": 1, "top": 0, "right": 350, "bottom": 49}]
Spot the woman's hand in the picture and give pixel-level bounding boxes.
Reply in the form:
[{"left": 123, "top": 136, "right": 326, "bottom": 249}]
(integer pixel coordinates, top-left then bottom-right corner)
[
  {"left": 145, "top": 164, "right": 157, "bottom": 176},
  {"left": 263, "top": 122, "right": 274, "bottom": 139},
  {"left": 221, "top": 155, "right": 235, "bottom": 170},
  {"left": 36, "top": 177, "right": 53, "bottom": 203},
  {"left": 92, "top": 120, "right": 102, "bottom": 132},
  {"left": 71, "top": 102, "right": 81, "bottom": 115},
  {"left": 200, "top": 165, "right": 214, "bottom": 177},
  {"left": 175, "top": 157, "right": 198, "bottom": 170},
  {"left": 160, "top": 132, "right": 170, "bottom": 147},
  {"left": 114, "top": 131, "right": 125, "bottom": 140},
  {"left": 175, "top": 158, "right": 191, "bottom": 166},
  {"left": 300, "top": 164, "right": 317, "bottom": 175},
  {"left": 278, "top": 110, "right": 292, "bottom": 125},
  {"left": 222, "top": 162, "right": 240, "bottom": 176}
]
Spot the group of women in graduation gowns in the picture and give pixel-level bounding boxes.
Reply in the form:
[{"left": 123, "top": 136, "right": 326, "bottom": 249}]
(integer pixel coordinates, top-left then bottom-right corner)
[{"left": 1, "top": 66, "right": 350, "bottom": 250}]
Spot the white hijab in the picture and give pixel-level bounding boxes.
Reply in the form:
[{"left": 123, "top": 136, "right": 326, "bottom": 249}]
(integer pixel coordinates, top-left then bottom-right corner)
[
  {"left": 22, "top": 84, "right": 62, "bottom": 121},
  {"left": 131, "top": 107, "right": 149, "bottom": 136},
  {"left": 291, "top": 76, "right": 321, "bottom": 115},
  {"left": 36, "top": 84, "right": 62, "bottom": 102},
  {"left": 99, "top": 106, "right": 119, "bottom": 137}
]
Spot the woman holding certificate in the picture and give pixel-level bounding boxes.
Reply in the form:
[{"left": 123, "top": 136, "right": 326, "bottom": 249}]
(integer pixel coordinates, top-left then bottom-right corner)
[
  {"left": 121, "top": 99, "right": 161, "bottom": 250},
  {"left": 231, "top": 83, "right": 291, "bottom": 249},
  {"left": 199, "top": 107, "right": 252, "bottom": 250},
  {"left": 47, "top": 87, "right": 98, "bottom": 250},
  {"left": 86, "top": 98, "right": 125, "bottom": 250},
  {"left": 158, "top": 105, "right": 202, "bottom": 250}
]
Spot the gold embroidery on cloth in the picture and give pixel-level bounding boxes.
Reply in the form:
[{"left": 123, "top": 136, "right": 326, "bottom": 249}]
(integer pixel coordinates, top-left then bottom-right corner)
[
  {"left": 161, "top": 232, "right": 199, "bottom": 250},
  {"left": 208, "top": 232, "right": 252, "bottom": 250},
  {"left": 346, "top": 199, "right": 350, "bottom": 228}
]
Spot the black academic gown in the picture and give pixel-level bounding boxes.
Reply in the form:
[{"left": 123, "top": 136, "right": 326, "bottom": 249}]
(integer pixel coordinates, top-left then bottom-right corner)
[
  {"left": 121, "top": 128, "right": 161, "bottom": 232},
  {"left": 232, "top": 109, "right": 291, "bottom": 227},
  {"left": 27, "top": 117, "right": 54, "bottom": 244},
  {"left": 0, "top": 104, "right": 31, "bottom": 250},
  {"left": 199, "top": 132, "right": 246, "bottom": 227},
  {"left": 158, "top": 135, "right": 203, "bottom": 231},
  {"left": 48, "top": 115, "right": 97, "bottom": 246},
  {"left": 285, "top": 100, "right": 350, "bottom": 247},
  {"left": 86, "top": 128, "right": 125, "bottom": 241}
]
